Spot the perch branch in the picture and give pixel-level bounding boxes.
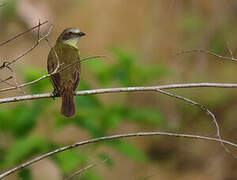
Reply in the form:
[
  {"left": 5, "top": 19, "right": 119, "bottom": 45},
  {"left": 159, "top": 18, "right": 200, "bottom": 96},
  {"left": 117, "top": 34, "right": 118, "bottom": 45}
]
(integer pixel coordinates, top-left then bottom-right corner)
[{"left": 0, "top": 82, "right": 237, "bottom": 104}]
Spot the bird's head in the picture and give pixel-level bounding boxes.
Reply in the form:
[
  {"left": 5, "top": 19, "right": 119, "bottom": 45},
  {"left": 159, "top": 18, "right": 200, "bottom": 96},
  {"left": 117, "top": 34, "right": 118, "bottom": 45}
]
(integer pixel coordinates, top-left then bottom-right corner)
[{"left": 57, "top": 27, "right": 86, "bottom": 46}]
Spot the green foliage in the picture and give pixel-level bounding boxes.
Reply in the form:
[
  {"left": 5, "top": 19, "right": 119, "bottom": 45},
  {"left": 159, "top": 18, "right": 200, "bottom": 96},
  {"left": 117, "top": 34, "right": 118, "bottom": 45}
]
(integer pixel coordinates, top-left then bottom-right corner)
[
  {"left": 208, "top": 23, "right": 236, "bottom": 54},
  {"left": 18, "top": 168, "right": 32, "bottom": 180},
  {"left": 5, "top": 135, "right": 50, "bottom": 166},
  {"left": 0, "top": 47, "right": 169, "bottom": 179},
  {"left": 178, "top": 11, "right": 204, "bottom": 34},
  {"left": 53, "top": 150, "right": 87, "bottom": 174},
  {"left": 86, "top": 47, "right": 169, "bottom": 86},
  {"left": 0, "top": 0, "right": 17, "bottom": 22},
  {"left": 125, "top": 107, "right": 164, "bottom": 126},
  {"left": 20, "top": 66, "right": 51, "bottom": 93},
  {"left": 0, "top": 102, "right": 41, "bottom": 137},
  {"left": 79, "top": 169, "right": 102, "bottom": 180},
  {"left": 108, "top": 140, "right": 147, "bottom": 162},
  {"left": 98, "top": 153, "right": 113, "bottom": 166}
]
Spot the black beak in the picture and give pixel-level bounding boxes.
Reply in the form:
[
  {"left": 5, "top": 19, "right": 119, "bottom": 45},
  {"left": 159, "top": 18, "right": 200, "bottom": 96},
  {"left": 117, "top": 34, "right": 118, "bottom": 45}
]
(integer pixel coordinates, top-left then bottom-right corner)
[{"left": 78, "top": 32, "right": 86, "bottom": 37}]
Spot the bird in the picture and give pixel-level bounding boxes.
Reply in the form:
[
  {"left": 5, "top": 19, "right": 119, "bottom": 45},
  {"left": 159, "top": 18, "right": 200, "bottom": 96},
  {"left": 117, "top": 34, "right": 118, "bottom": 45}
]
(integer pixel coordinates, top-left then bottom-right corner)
[{"left": 47, "top": 27, "right": 86, "bottom": 117}]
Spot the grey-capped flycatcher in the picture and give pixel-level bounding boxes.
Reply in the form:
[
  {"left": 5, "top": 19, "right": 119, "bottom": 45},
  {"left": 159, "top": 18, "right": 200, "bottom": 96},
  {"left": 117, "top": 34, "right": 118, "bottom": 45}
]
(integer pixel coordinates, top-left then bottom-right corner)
[{"left": 47, "top": 27, "right": 86, "bottom": 117}]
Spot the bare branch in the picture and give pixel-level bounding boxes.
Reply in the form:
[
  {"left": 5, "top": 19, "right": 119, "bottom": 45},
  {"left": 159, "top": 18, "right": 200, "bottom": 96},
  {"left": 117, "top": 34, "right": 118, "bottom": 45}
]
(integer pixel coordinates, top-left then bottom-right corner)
[
  {"left": 0, "top": 83, "right": 237, "bottom": 104},
  {"left": 0, "top": 20, "right": 48, "bottom": 47},
  {"left": 64, "top": 159, "right": 107, "bottom": 180},
  {"left": 0, "top": 56, "right": 105, "bottom": 93},
  {"left": 0, "top": 76, "right": 13, "bottom": 85},
  {"left": 0, "top": 131, "right": 236, "bottom": 179},
  {"left": 4, "top": 66, "right": 25, "bottom": 94},
  {"left": 156, "top": 89, "right": 231, "bottom": 155},
  {"left": 177, "top": 49, "right": 237, "bottom": 62},
  {"left": 0, "top": 24, "right": 52, "bottom": 70}
]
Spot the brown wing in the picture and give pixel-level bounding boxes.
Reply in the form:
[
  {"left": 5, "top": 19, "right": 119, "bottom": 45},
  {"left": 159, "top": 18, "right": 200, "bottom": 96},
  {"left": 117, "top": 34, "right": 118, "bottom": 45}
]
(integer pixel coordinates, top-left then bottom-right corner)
[
  {"left": 47, "top": 48, "right": 61, "bottom": 92},
  {"left": 72, "top": 61, "right": 81, "bottom": 91}
]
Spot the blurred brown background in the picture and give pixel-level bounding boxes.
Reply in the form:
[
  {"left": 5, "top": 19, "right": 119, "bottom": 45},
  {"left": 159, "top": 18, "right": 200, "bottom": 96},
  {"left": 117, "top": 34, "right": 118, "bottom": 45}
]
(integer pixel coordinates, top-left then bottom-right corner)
[{"left": 1, "top": 0, "right": 237, "bottom": 180}]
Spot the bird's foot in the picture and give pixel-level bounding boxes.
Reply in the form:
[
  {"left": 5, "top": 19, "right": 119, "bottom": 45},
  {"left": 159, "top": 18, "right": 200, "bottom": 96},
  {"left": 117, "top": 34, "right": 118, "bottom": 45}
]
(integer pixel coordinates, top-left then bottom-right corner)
[
  {"left": 73, "top": 90, "right": 77, "bottom": 95},
  {"left": 51, "top": 89, "right": 59, "bottom": 100}
]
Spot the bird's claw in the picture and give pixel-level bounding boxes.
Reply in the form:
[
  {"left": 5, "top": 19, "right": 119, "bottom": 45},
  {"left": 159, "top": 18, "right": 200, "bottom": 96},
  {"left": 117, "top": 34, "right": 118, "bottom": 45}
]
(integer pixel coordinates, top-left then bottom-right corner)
[{"left": 51, "top": 89, "right": 59, "bottom": 100}]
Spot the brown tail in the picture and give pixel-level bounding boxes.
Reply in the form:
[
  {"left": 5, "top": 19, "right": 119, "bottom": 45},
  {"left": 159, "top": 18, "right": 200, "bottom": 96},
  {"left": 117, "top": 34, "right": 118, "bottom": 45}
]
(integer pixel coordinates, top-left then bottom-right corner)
[{"left": 61, "top": 87, "right": 75, "bottom": 117}]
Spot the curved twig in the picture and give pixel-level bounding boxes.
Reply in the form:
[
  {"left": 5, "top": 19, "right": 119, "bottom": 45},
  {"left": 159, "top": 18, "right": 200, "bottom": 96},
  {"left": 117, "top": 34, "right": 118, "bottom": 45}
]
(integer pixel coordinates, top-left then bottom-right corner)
[
  {"left": 177, "top": 49, "right": 237, "bottom": 62},
  {"left": 0, "top": 131, "right": 236, "bottom": 179}
]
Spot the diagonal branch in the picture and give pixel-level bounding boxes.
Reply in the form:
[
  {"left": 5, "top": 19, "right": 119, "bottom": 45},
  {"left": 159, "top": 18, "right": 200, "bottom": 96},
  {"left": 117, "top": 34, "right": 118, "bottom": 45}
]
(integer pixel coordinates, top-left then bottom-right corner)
[
  {"left": 0, "top": 23, "right": 52, "bottom": 69},
  {"left": 0, "top": 76, "right": 13, "bottom": 85},
  {"left": 0, "top": 20, "right": 48, "bottom": 47},
  {"left": 64, "top": 159, "right": 107, "bottom": 180},
  {"left": 0, "top": 131, "right": 236, "bottom": 179}
]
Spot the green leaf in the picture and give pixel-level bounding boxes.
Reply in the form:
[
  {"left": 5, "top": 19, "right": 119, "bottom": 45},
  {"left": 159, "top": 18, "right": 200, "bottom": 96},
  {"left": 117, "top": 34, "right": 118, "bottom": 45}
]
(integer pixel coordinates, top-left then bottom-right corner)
[{"left": 109, "top": 140, "right": 147, "bottom": 162}]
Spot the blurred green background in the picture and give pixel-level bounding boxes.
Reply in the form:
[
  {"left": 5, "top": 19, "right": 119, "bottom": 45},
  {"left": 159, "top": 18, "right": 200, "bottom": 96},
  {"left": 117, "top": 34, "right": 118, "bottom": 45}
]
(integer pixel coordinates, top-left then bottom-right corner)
[{"left": 1, "top": 0, "right": 237, "bottom": 179}]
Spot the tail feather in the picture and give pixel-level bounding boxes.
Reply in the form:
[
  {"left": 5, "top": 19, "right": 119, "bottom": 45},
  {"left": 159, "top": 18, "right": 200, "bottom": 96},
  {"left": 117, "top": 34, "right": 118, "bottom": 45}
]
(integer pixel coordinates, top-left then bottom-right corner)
[{"left": 61, "top": 87, "right": 75, "bottom": 117}]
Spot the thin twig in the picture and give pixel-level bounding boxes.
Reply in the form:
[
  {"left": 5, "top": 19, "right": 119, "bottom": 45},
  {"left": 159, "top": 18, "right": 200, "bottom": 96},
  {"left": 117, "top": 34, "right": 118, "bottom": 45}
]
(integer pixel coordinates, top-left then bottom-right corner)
[
  {"left": 0, "top": 56, "right": 105, "bottom": 93},
  {"left": 4, "top": 66, "right": 25, "bottom": 94},
  {"left": 226, "top": 42, "right": 234, "bottom": 58},
  {"left": 156, "top": 89, "right": 231, "bottom": 155},
  {"left": 0, "top": 20, "right": 48, "bottom": 47},
  {"left": 177, "top": 49, "right": 237, "bottom": 62},
  {"left": 0, "top": 76, "right": 13, "bottom": 85},
  {"left": 0, "top": 24, "right": 52, "bottom": 70},
  {"left": 0, "top": 83, "right": 237, "bottom": 104},
  {"left": 0, "top": 131, "right": 236, "bottom": 179},
  {"left": 64, "top": 159, "right": 107, "bottom": 180}
]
